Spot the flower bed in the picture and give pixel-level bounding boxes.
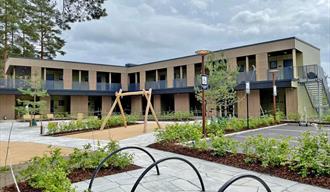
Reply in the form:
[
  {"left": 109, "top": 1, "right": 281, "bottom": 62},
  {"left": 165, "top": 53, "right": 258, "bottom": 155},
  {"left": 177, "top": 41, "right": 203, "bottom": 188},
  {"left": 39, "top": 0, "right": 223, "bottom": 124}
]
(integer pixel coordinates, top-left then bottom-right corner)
[
  {"left": 46, "top": 115, "right": 138, "bottom": 136},
  {"left": 2, "top": 141, "right": 139, "bottom": 192},
  {"left": 150, "top": 123, "right": 330, "bottom": 189},
  {"left": 135, "top": 112, "right": 194, "bottom": 121}
]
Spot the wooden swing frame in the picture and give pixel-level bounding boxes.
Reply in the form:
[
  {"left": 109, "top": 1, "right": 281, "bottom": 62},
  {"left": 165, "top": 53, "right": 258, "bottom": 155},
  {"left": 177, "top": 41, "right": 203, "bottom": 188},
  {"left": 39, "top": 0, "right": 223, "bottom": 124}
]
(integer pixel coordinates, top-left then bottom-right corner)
[{"left": 100, "top": 88, "right": 161, "bottom": 133}]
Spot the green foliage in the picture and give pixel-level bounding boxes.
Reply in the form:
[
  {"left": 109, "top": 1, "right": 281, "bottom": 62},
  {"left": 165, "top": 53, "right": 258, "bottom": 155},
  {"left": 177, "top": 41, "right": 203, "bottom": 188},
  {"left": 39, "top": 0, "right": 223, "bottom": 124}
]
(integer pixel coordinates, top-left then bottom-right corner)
[
  {"left": 207, "top": 119, "right": 227, "bottom": 135},
  {"left": 68, "top": 141, "right": 133, "bottom": 170},
  {"left": 20, "top": 147, "right": 75, "bottom": 192},
  {"left": 242, "top": 135, "right": 291, "bottom": 167},
  {"left": 156, "top": 123, "right": 202, "bottom": 143},
  {"left": 15, "top": 77, "right": 48, "bottom": 119},
  {"left": 275, "top": 111, "right": 285, "bottom": 122},
  {"left": 211, "top": 134, "right": 238, "bottom": 156},
  {"left": 226, "top": 117, "right": 246, "bottom": 131},
  {"left": 290, "top": 131, "right": 330, "bottom": 177},
  {"left": 288, "top": 113, "right": 301, "bottom": 121},
  {"left": 47, "top": 115, "right": 137, "bottom": 134},
  {"left": 323, "top": 114, "right": 330, "bottom": 123},
  {"left": 193, "top": 139, "right": 209, "bottom": 151},
  {"left": 54, "top": 112, "right": 70, "bottom": 119},
  {"left": 194, "top": 52, "right": 238, "bottom": 114}
]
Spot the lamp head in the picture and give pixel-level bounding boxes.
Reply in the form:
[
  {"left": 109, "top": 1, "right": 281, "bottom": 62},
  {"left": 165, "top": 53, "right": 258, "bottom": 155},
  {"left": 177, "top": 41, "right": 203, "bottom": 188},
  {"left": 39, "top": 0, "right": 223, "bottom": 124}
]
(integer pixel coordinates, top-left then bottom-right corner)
[{"left": 195, "top": 50, "right": 210, "bottom": 56}]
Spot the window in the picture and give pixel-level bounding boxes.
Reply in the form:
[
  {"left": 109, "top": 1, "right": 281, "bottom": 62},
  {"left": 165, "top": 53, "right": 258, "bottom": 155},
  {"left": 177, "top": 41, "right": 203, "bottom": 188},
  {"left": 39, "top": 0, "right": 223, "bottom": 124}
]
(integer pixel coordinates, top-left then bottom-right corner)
[
  {"left": 237, "top": 57, "right": 246, "bottom": 72},
  {"left": 269, "top": 61, "right": 277, "bottom": 69},
  {"left": 58, "top": 100, "right": 65, "bottom": 106}
]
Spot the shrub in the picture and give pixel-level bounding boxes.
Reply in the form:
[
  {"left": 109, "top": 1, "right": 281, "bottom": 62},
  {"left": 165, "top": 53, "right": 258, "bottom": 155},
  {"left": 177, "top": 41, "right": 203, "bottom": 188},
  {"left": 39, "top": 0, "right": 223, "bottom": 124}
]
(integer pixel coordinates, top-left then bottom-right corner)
[
  {"left": 86, "top": 116, "right": 102, "bottom": 129},
  {"left": 193, "top": 139, "right": 209, "bottom": 151},
  {"left": 47, "top": 122, "right": 58, "bottom": 134},
  {"left": 68, "top": 141, "right": 133, "bottom": 170},
  {"left": 156, "top": 123, "right": 202, "bottom": 143},
  {"left": 207, "top": 118, "right": 227, "bottom": 135},
  {"left": 20, "top": 148, "right": 75, "bottom": 192},
  {"left": 290, "top": 131, "right": 330, "bottom": 177},
  {"left": 323, "top": 114, "right": 330, "bottom": 123},
  {"left": 226, "top": 118, "right": 245, "bottom": 131},
  {"left": 242, "top": 135, "right": 291, "bottom": 167},
  {"left": 211, "top": 134, "right": 238, "bottom": 156}
]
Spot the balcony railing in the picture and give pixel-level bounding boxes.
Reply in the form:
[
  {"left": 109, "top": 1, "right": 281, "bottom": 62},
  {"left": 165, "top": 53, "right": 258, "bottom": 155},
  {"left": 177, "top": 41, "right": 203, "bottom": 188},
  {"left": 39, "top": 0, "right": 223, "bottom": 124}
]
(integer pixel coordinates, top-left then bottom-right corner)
[
  {"left": 72, "top": 81, "right": 89, "bottom": 90},
  {"left": 173, "top": 79, "right": 187, "bottom": 88},
  {"left": 43, "top": 80, "right": 64, "bottom": 90},
  {"left": 145, "top": 80, "right": 167, "bottom": 89},
  {"left": 237, "top": 71, "right": 256, "bottom": 83},
  {"left": 0, "top": 79, "right": 30, "bottom": 89},
  {"left": 96, "top": 82, "right": 121, "bottom": 91},
  {"left": 297, "top": 64, "right": 323, "bottom": 81},
  {"left": 128, "top": 83, "right": 140, "bottom": 91},
  {"left": 267, "top": 66, "right": 294, "bottom": 80}
]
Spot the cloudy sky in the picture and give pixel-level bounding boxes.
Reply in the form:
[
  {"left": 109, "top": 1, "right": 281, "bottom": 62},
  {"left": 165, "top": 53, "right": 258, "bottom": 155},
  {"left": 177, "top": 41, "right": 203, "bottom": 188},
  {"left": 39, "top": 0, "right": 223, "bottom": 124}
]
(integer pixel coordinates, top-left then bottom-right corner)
[{"left": 58, "top": 0, "right": 330, "bottom": 75}]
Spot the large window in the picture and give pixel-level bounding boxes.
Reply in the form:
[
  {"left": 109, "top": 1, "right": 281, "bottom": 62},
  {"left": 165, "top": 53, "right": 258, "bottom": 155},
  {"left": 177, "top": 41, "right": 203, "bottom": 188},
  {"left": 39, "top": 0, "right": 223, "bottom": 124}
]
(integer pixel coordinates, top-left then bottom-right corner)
[{"left": 237, "top": 57, "right": 246, "bottom": 72}]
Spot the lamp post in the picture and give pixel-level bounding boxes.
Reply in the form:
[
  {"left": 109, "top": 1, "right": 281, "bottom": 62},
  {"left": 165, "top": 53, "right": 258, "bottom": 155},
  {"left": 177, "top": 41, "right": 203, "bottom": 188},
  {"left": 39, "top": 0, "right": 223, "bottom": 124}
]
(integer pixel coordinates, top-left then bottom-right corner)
[
  {"left": 269, "top": 69, "right": 279, "bottom": 121},
  {"left": 246, "top": 81, "right": 250, "bottom": 129},
  {"left": 195, "top": 50, "right": 210, "bottom": 137}
]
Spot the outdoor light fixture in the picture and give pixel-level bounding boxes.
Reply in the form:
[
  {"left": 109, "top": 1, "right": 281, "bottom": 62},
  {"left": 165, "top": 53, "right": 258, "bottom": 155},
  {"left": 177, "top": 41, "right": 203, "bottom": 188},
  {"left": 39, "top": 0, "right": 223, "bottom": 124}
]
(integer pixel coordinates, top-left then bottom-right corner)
[
  {"left": 269, "top": 69, "right": 279, "bottom": 120},
  {"left": 195, "top": 50, "right": 210, "bottom": 137}
]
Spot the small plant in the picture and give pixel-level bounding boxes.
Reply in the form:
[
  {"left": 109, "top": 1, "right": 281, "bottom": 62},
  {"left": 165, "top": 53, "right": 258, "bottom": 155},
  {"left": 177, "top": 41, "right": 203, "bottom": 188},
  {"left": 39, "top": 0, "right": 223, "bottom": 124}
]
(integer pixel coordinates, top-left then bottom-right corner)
[
  {"left": 207, "top": 118, "right": 227, "bottom": 135},
  {"left": 323, "top": 114, "right": 330, "bottom": 123},
  {"left": 68, "top": 141, "right": 133, "bottom": 170},
  {"left": 242, "top": 135, "right": 291, "bottom": 167},
  {"left": 156, "top": 123, "right": 202, "bottom": 143},
  {"left": 288, "top": 113, "right": 301, "bottom": 121},
  {"left": 47, "top": 122, "right": 58, "bottom": 134},
  {"left": 193, "top": 139, "right": 209, "bottom": 151},
  {"left": 210, "top": 133, "right": 238, "bottom": 156},
  {"left": 20, "top": 147, "right": 75, "bottom": 192},
  {"left": 290, "top": 131, "right": 330, "bottom": 177}
]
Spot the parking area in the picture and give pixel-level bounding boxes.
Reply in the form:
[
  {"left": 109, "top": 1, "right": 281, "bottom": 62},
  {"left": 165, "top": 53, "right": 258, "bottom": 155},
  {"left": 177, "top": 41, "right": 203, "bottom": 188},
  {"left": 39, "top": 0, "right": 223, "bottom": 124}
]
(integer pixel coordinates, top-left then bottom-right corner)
[{"left": 229, "top": 123, "right": 330, "bottom": 144}]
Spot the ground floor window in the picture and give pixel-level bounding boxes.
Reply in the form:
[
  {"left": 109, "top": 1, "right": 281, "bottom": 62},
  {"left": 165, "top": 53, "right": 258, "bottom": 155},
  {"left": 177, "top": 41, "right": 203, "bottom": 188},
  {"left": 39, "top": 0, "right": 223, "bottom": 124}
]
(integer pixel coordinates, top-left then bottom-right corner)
[{"left": 260, "top": 88, "right": 286, "bottom": 116}]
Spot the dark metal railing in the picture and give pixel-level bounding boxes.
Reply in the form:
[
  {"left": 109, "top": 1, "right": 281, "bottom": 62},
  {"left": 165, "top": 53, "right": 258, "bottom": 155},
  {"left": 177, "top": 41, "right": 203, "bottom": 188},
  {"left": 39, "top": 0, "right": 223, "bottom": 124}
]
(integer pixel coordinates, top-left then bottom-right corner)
[
  {"left": 43, "top": 80, "right": 64, "bottom": 90},
  {"left": 173, "top": 79, "right": 187, "bottom": 88},
  {"left": 72, "top": 81, "right": 89, "bottom": 90},
  {"left": 128, "top": 83, "right": 140, "bottom": 91},
  {"left": 267, "top": 66, "right": 294, "bottom": 81},
  {"left": 96, "top": 82, "right": 121, "bottom": 91},
  {"left": 145, "top": 80, "right": 167, "bottom": 89},
  {"left": 237, "top": 71, "right": 256, "bottom": 83}
]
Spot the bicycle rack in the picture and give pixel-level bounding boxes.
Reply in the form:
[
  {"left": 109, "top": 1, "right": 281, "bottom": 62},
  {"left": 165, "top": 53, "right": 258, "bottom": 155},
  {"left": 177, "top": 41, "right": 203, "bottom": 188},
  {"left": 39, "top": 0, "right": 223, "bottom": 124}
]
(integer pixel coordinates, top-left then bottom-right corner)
[
  {"left": 87, "top": 146, "right": 160, "bottom": 191},
  {"left": 130, "top": 157, "right": 205, "bottom": 192},
  {"left": 218, "top": 174, "right": 271, "bottom": 192}
]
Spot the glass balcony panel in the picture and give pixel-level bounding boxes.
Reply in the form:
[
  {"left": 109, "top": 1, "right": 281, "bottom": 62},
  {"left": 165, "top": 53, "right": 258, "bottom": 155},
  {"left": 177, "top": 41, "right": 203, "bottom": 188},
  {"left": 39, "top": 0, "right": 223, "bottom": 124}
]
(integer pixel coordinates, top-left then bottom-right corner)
[
  {"left": 128, "top": 83, "right": 140, "bottom": 91},
  {"left": 173, "top": 79, "right": 187, "bottom": 88}
]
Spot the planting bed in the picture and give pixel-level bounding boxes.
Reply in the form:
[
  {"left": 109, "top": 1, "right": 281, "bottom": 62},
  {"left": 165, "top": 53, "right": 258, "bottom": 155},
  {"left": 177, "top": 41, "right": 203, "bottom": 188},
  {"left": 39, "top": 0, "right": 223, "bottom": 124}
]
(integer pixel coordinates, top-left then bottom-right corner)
[
  {"left": 2, "top": 165, "right": 140, "bottom": 192},
  {"left": 148, "top": 142, "right": 330, "bottom": 189},
  {"left": 45, "top": 122, "right": 138, "bottom": 137}
]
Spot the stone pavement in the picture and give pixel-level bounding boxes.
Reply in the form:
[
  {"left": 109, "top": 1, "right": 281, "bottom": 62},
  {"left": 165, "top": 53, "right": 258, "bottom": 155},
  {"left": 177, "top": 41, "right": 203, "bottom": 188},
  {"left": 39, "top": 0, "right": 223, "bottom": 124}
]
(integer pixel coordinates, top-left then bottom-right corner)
[{"left": 0, "top": 121, "right": 329, "bottom": 192}]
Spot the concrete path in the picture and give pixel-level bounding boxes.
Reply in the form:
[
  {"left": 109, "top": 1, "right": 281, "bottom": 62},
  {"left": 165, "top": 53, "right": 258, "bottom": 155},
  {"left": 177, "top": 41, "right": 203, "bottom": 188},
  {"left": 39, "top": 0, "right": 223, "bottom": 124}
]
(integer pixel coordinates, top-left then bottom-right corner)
[{"left": 0, "top": 121, "right": 329, "bottom": 192}]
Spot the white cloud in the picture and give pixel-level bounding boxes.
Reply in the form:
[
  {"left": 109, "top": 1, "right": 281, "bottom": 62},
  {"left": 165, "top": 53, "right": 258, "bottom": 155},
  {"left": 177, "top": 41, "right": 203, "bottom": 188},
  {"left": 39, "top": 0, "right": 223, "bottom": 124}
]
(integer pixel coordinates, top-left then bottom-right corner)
[{"left": 57, "top": 0, "right": 330, "bottom": 76}]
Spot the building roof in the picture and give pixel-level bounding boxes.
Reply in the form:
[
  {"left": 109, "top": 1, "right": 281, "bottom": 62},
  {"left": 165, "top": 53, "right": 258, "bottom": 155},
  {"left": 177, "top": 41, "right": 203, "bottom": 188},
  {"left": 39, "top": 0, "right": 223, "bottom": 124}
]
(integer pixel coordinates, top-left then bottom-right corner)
[{"left": 8, "top": 36, "right": 320, "bottom": 69}]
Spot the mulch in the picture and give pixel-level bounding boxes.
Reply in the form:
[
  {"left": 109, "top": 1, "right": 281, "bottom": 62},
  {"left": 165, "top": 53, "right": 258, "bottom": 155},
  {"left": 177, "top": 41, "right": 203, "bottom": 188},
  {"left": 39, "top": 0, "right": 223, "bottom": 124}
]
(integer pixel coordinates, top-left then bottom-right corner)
[
  {"left": 148, "top": 142, "right": 330, "bottom": 189},
  {"left": 2, "top": 164, "right": 140, "bottom": 192}
]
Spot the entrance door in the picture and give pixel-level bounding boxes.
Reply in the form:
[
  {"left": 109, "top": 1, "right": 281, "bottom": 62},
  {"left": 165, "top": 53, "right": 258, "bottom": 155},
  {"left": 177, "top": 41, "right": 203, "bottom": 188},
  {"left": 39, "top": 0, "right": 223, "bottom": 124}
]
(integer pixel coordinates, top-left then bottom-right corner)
[{"left": 283, "top": 59, "right": 293, "bottom": 80}]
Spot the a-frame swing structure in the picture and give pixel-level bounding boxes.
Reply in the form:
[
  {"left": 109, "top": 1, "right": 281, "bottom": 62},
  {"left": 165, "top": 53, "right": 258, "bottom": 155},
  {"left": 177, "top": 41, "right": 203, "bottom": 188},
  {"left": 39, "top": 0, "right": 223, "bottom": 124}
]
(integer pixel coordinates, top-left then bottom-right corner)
[{"left": 100, "top": 88, "right": 161, "bottom": 133}]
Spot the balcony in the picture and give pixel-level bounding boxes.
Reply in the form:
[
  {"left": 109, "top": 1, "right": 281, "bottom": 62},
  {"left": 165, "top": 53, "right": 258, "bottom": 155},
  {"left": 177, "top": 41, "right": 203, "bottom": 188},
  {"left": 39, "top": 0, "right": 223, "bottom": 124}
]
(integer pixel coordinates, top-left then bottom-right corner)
[
  {"left": 267, "top": 66, "right": 293, "bottom": 80},
  {"left": 96, "top": 82, "right": 121, "bottom": 91},
  {"left": 237, "top": 71, "right": 256, "bottom": 83},
  {"left": 128, "top": 83, "right": 140, "bottom": 91},
  {"left": 145, "top": 80, "right": 167, "bottom": 89},
  {"left": 173, "top": 79, "right": 187, "bottom": 88},
  {"left": 297, "top": 64, "right": 324, "bottom": 81},
  {"left": 43, "top": 80, "right": 64, "bottom": 90},
  {"left": 0, "top": 79, "right": 30, "bottom": 89},
  {"left": 72, "top": 81, "right": 89, "bottom": 90}
]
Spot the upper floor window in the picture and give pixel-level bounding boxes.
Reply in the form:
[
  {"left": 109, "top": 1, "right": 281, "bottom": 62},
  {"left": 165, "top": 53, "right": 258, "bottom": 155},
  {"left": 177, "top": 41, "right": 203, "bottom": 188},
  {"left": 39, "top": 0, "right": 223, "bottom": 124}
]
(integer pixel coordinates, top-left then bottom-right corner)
[{"left": 237, "top": 56, "right": 246, "bottom": 72}]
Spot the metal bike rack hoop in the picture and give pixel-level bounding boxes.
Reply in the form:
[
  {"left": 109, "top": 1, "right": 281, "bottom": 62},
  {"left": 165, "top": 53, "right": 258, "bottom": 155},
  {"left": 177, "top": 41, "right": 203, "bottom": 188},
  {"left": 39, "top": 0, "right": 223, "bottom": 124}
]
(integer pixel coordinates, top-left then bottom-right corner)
[
  {"left": 131, "top": 156, "right": 205, "bottom": 192},
  {"left": 218, "top": 174, "right": 271, "bottom": 192}
]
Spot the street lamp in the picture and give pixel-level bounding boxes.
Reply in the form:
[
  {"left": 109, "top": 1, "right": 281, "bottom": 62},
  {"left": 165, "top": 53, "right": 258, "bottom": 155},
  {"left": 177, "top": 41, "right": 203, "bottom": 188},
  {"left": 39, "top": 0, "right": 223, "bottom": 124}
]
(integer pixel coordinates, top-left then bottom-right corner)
[
  {"left": 269, "top": 69, "right": 279, "bottom": 121},
  {"left": 195, "top": 50, "right": 210, "bottom": 137}
]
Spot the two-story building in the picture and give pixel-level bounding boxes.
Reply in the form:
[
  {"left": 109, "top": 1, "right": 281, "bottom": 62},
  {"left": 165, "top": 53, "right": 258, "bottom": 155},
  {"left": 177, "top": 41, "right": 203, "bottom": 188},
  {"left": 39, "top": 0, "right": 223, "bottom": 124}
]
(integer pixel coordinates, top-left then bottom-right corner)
[{"left": 1, "top": 37, "right": 329, "bottom": 120}]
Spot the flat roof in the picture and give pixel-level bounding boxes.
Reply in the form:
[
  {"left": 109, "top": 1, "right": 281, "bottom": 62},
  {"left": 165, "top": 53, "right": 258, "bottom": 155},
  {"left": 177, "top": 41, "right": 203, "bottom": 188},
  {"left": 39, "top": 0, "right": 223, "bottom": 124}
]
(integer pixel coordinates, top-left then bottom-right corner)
[{"left": 7, "top": 36, "right": 320, "bottom": 69}]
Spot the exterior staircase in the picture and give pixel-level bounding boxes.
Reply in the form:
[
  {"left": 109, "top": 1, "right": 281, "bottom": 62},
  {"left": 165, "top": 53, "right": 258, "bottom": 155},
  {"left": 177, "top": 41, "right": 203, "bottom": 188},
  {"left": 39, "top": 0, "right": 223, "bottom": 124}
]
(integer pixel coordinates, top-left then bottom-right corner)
[{"left": 299, "top": 65, "right": 330, "bottom": 116}]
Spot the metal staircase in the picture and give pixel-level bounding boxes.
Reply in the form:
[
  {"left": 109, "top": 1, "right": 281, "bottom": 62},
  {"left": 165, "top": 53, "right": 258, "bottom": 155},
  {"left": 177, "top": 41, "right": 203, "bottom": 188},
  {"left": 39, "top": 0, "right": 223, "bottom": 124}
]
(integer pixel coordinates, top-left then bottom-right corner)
[{"left": 298, "top": 65, "right": 330, "bottom": 116}]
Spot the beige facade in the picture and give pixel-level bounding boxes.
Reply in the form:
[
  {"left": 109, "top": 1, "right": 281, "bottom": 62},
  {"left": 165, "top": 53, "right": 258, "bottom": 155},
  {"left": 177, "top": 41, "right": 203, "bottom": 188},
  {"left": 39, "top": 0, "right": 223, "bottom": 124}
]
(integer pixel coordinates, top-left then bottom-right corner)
[
  {"left": 174, "top": 94, "right": 190, "bottom": 112},
  {"left": 0, "top": 95, "right": 15, "bottom": 119},
  {"left": 70, "top": 96, "right": 88, "bottom": 116},
  {"left": 1, "top": 37, "right": 325, "bottom": 119}
]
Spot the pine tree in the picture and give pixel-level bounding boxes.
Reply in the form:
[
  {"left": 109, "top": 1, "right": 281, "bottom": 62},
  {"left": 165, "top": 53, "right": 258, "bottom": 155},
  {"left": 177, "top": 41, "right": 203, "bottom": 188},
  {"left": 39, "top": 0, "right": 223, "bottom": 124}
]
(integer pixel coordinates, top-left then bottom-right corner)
[{"left": 29, "top": 0, "right": 65, "bottom": 59}]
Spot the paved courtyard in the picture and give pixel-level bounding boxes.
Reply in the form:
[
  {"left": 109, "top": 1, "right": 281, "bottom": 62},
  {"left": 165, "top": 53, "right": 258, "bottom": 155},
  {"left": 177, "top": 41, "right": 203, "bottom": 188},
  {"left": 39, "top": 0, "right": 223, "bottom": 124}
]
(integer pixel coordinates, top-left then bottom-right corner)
[{"left": 0, "top": 121, "right": 329, "bottom": 192}]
